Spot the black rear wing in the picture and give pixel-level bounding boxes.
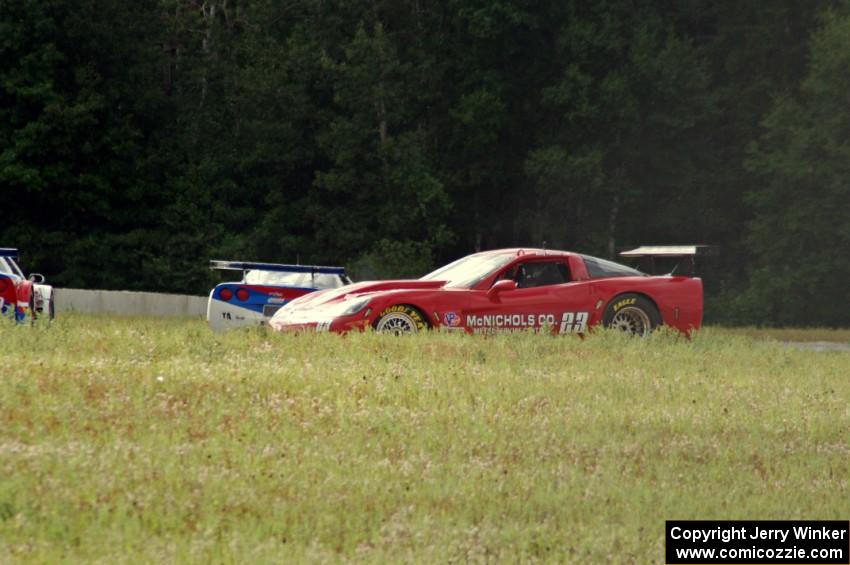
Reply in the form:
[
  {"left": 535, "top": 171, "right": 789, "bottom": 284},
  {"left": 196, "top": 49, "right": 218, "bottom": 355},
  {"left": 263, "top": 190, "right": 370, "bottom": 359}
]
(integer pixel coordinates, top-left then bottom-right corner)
[
  {"left": 0, "top": 248, "right": 19, "bottom": 260},
  {"left": 619, "top": 245, "right": 718, "bottom": 276}
]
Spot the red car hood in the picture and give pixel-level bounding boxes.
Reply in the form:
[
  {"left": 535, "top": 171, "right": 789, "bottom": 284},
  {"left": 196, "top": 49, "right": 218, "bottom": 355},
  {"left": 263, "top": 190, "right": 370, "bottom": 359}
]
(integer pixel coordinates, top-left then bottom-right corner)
[{"left": 287, "top": 279, "right": 446, "bottom": 309}]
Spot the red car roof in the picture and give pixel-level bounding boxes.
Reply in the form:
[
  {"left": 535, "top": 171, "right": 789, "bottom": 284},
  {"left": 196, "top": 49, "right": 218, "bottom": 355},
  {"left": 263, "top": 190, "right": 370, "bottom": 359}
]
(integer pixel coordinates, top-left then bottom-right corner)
[{"left": 471, "top": 248, "right": 575, "bottom": 258}]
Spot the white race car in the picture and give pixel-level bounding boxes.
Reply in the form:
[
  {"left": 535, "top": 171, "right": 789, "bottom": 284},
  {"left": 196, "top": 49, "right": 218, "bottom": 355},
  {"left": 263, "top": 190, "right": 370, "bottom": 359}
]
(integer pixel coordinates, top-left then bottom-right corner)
[{"left": 206, "top": 260, "right": 351, "bottom": 331}]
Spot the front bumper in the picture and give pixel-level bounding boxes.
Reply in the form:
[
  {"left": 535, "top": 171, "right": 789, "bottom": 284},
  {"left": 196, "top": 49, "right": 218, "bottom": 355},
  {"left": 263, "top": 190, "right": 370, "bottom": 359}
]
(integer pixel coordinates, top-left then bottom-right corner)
[{"left": 268, "top": 312, "right": 370, "bottom": 333}]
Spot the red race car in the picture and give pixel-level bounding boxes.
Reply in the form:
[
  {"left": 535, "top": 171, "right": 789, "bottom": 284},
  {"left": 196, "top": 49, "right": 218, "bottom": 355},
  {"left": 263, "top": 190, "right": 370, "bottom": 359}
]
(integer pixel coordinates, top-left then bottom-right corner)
[
  {"left": 269, "top": 246, "right": 710, "bottom": 337},
  {"left": 0, "top": 248, "right": 33, "bottom": 322}
]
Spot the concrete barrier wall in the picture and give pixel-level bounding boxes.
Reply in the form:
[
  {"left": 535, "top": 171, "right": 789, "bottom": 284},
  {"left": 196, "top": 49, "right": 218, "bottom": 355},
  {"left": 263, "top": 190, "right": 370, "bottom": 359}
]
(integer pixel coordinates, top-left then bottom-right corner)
[{"left": 55, "top": 288, "right": 207, "bottom": 318}]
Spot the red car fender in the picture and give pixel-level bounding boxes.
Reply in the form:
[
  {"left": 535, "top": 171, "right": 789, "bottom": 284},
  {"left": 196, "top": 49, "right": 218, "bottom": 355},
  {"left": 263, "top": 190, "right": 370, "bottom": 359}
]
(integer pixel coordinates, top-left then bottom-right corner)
[
  {"left": 366, "top": 295, "right": 441, "bottom": 328},
  {"left": 364, "top": 286, "right": 475, "bottom": 330},
  {"left": 590, "top": 276, "right": 703, "bottom": 332},
  {"left": 0, "top": 276, "right": 14, "bottom": 308},
  {"left": 17, "top": 279, "right": 33, "bottom": 309}
]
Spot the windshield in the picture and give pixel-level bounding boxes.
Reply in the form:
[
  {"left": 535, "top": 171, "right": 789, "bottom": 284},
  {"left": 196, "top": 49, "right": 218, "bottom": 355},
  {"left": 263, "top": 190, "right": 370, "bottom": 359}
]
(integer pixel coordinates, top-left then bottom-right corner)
[
  {"left": 244, "top": 270, "right": 347, "bottom": 289},
  {"left": 421, "top": 253, "right": 515, "bottom": 288},
  {"left": 0, "top": 257, "right": 22, "bottom": 278}
]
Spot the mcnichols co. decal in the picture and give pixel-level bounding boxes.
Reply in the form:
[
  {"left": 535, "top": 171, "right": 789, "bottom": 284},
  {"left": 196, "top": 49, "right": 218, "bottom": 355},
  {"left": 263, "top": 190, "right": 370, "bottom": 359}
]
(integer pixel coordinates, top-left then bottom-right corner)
[{"left": 464, "top": 311, "right": 589, "bottom": 334}]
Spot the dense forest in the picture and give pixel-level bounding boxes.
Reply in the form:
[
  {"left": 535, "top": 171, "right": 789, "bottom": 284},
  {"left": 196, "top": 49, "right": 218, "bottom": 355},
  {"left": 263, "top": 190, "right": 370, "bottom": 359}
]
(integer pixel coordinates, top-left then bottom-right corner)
[{"left": 2, "top": 0, "right": 849, "bottom": 326}]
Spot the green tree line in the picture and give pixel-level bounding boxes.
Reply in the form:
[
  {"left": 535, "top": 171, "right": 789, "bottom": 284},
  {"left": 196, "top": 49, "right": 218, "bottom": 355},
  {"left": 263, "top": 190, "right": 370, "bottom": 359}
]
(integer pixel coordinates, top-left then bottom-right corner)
[{"left": 2, "top": 0, "right": 848, "bottom": 326}]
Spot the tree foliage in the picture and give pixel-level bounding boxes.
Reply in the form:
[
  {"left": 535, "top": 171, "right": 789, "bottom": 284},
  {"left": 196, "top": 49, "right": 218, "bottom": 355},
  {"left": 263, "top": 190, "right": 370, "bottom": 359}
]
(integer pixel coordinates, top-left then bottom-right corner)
[
  {"left": 1, "top": 0, "right": 848, "bottom": 325},
  {"left": 743, "top": 8, "right": 850, "bottom": 326}
]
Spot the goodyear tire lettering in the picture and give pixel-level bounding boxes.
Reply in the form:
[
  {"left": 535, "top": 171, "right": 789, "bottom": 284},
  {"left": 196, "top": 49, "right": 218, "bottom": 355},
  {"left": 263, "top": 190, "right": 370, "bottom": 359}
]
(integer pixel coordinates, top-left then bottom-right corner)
[{"left": 377, "top": 305, "right": 427, "bottom": 332}]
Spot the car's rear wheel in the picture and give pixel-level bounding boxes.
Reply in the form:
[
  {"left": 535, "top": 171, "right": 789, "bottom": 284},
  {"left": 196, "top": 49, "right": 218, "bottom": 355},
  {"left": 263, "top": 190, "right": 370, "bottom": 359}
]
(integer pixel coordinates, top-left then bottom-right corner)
[
  {"left": 374, "top": 305, "right": 427, "bottom": 335},
  {"left": 603, "top": 294, "right": 660, "bottom": 337}
]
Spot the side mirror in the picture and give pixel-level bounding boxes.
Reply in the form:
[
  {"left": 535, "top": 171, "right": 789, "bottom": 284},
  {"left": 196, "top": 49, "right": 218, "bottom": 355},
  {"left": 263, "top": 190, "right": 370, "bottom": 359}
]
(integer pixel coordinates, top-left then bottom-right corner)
[
  {"left": 29, "top": 273, "right": 45, "bottom": 284},
  {"left": 487, "top": 279, "right": 516, "bottom": 300}
]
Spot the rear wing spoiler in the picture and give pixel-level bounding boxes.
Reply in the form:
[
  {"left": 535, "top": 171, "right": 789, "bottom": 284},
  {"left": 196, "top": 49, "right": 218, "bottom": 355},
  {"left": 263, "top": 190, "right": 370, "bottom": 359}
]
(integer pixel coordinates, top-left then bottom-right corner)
[
  {"left": 619, "top": 245, "right": 718, "bottom": 276},
  {"left": 0, "top": 248, "right": 19, "bottom": 260},
  {"left": 209, "top": 260, "right": 346, "bottom": 276}
]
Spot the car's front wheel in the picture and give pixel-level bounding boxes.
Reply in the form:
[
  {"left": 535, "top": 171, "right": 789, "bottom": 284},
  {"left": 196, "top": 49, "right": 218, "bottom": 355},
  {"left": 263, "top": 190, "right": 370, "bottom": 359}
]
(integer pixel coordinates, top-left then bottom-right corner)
[
  {"left": 374, "top": 305, "right": 427, "bottom": 335},
  {"left": 603, "top": 294, "right": 661, "bottom": 337}
]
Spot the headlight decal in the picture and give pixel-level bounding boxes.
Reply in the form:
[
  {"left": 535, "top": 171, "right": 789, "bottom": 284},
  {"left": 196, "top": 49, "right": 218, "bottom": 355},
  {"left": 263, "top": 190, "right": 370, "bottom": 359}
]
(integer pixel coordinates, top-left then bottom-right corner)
[{"left": 338, "top": 297, "right": 371, "bottom": 317}]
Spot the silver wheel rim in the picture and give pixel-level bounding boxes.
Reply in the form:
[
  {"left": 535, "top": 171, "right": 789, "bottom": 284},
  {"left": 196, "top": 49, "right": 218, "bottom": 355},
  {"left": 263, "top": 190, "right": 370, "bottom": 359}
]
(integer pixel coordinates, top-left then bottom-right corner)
[
  {"left": 609, "top": 306, "right": 651, "bottom": 337},
  {"left": 376, "top": 312, "right": 419, "bottom": 335}
]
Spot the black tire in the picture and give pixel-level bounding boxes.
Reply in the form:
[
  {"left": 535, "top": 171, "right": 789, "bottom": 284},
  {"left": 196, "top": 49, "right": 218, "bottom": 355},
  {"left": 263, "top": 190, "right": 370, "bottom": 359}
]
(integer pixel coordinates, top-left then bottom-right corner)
[
  {"left": 602, "top": 293, "right": 661, "bottom": 337},
  {"left": 374, "top": 305, "right": 428, "bottom": 335},
  {"left": 48, "top": 296, "right": 55, "bottom": 320}
]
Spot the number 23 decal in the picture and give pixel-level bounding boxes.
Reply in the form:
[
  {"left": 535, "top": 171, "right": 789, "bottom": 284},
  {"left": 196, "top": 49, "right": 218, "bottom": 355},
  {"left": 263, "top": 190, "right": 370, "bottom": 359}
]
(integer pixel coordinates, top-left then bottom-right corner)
[{"left": 559, "top": 312, "right": 588, "bottom": 334}]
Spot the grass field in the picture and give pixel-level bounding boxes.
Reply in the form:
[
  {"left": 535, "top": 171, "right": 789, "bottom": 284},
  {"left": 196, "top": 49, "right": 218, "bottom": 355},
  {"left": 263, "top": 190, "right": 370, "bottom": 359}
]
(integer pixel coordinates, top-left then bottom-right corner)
[{"left": 1, "top": 316, "right": 848, "bottom": 563}]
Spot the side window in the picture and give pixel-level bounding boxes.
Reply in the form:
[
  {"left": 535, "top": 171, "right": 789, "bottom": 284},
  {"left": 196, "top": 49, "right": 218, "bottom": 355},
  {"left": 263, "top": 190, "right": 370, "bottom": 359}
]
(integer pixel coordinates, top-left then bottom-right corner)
[
  {"left": 499, "top": 265, "right": 517, "bottom": 281},
  {"left": 580, "top": 254, "right": 643, "bottom": 278},
  {"left": 515, "top": 261, "right": 570, "bottom": 289}
]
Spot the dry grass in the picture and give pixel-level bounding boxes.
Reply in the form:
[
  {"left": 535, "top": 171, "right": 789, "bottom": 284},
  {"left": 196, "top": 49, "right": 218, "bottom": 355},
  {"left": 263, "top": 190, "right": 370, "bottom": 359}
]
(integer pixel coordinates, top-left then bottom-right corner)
[
  {"left": 1, "top": 316, "right": 848, "bottom": 563},
  {"left": 716, "top": 326, "right": 850, "bottom": 343}
]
